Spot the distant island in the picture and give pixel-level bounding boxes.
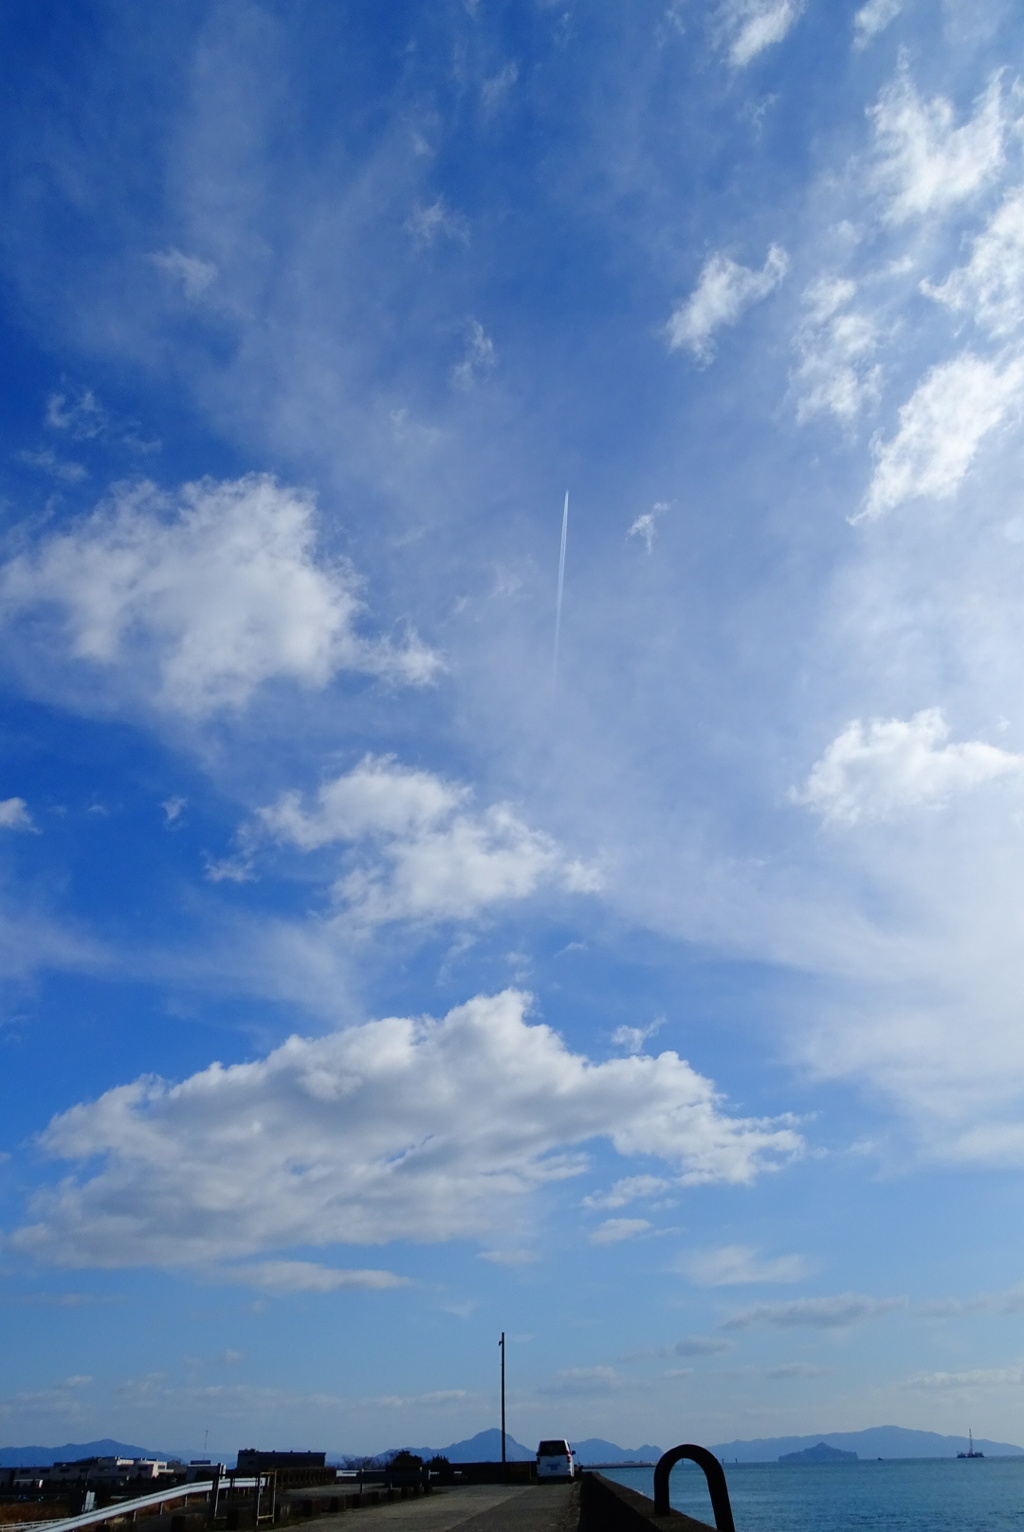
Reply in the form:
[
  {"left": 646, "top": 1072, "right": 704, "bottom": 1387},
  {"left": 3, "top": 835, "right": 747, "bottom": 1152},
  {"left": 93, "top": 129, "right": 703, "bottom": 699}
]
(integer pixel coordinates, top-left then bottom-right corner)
[
  {"left": 713, "top": 1426, "right": 1024, "bottom": 1463},
  {"left": 779, "top": 1443, "right": 857, "bottom": 1464}
]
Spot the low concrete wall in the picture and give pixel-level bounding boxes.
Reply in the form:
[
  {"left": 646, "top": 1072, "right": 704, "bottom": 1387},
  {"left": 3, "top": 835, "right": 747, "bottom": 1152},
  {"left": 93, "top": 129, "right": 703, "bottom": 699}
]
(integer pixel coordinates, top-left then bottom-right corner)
[{"left": 579, "top": 1474, "right": 715, "bottom": 1532}]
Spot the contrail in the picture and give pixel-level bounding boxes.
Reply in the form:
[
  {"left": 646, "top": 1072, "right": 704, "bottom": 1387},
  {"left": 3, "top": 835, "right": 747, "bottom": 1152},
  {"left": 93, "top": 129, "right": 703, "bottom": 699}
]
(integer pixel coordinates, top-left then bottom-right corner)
[{"left": 553, "top": 490, "right": 569, "bottom": 683}]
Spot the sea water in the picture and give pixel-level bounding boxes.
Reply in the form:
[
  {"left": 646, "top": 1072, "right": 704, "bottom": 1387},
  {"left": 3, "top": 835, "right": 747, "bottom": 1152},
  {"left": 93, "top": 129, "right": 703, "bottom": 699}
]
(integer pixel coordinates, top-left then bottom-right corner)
[{"left": 602, "top": 1458, "right": 1024, "bottom": 1532}]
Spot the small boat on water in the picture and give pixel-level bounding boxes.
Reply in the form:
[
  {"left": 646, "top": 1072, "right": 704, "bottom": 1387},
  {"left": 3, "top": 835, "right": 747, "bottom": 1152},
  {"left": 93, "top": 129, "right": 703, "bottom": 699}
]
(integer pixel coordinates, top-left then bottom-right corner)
[{"left": 957, "top": 1430, "right": 984, "bottom": 1459}]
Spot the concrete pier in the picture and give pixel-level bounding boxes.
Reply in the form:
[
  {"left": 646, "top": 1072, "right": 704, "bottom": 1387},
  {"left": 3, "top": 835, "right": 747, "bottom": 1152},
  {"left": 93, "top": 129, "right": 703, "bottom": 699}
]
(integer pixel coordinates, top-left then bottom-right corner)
[{"left": 296, "top": 1485, "right": 578, "bottom": 1532}]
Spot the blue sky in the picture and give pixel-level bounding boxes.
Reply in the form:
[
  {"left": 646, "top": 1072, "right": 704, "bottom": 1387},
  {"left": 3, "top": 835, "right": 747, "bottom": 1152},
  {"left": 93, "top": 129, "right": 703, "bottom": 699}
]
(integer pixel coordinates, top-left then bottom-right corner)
[{"left": 4, "top": 0, "right": 1024, "bottom": 1460}]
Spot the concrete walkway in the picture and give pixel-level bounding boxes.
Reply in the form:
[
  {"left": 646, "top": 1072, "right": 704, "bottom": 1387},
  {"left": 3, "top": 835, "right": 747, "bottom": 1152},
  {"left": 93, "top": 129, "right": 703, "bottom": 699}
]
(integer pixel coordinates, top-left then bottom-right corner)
[{"left": 305, "top": 1484, "right": 577, "bottom": 1532}]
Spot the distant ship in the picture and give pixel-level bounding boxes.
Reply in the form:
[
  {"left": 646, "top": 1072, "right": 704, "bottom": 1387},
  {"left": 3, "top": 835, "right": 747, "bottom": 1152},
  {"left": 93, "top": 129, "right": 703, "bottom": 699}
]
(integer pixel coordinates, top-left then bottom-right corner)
[{"left": 957, "top": 1431, "right": 984, "bottom": 1459}]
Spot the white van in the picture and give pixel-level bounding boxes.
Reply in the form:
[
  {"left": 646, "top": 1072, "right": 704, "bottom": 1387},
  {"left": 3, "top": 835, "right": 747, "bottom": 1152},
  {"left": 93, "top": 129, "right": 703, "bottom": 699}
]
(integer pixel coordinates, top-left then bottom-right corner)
[{"left": 536, "top": 1440, "right": 577, "bottom": 1481}]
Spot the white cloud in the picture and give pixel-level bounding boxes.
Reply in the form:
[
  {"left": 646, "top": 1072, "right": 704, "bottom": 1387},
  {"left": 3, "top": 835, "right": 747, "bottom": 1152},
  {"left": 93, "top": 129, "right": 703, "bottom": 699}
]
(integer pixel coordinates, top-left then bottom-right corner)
[
  {"left": 161, "top": 797, "right": 187, "bottom": 825},
  {"left": 582, "top": 1174, "right": 670, "bottom": 1209},
  {"left": 46, "top": 390, "right": 106, "bottom": 440},
  {"left": 17, "top": 449, "right": 89, "bottom": 483},
  {"left": 904, "top": 1366, "right": 1024, "bottom": 1389},
  {"left": 853, "top": 0, "right": 901, "bottom": 48},
  {"left": 612, "top": 1018, "right": 663, "bottom": 1053},
  {"left": 870, "top": 69, "right": 1010, "bottom": 225},
  {"left": 407, "top": 198, "right": 469, "bottom": 248},
  {"left": 481, "top": 61, "right": 518, "bottom": 113},
  {"left": 213, "top": 1261, "right": 409, "bottom": 1294},
  {"left": 680, "top": 1243, "right": 811, "bottom": 1285},
  {"left": 150, "top": 248, "right": 218, "bottom": 300},
  {"left": 721, "top": 1292, "right": 907, "bottom": 1329},
  {"left": 257, "top": 754, "right": 600, "bottom": 925},
  {"left": 451, "top": 320, "right": 497, "bottom": 390},
  {"left": 793, "top": 279, "right": 881, "bottom": 424},
  {"left": 860, "top": 353, "right": 1023, "bottom": 518},
  {"left": 795, "top": 709, "right": 1024, "bottom": 824},
  {"left": 0, "top": 475, "right": 440, "bottom": 715},
  {"left": 667, "top": 246, "right": 788, "bottom": 362},
  {"left": 671, "top": 1335, "right": 736, "bottom": 1356},
  {"left": 722, "top": 0, "right": 804, "bottom": 67},
  {"left": 12, "top": 989, "right": 803, "bottom": 1268},
  {"left": 923, "top": 188, "right": 1024, "bottom": 337},
  {"left": 589, "top": 1218, "right": 652, "bottom": 1245},
  {"left": 627, "top": 503, "right": 669, "bottom": 554},
  {"left": 0, "top": 797, "right": 35, "bottom": 832}
]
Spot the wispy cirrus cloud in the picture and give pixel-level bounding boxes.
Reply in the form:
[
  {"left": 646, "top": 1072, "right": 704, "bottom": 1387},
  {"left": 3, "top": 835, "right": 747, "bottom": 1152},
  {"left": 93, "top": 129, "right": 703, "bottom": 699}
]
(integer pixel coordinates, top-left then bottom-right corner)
[
  {"left": 721, "top": 1293, "right": 907, "bottom": 1329},
  {"left": 667, "top": 246, "right": 788, "bottom": 362}
]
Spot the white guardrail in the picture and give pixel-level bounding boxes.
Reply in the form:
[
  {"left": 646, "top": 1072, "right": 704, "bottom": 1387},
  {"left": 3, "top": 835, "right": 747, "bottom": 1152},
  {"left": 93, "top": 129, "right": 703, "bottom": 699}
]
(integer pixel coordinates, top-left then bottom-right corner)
[{"left": 9, "top": 1477, "right": 265, "bottom": 1532}]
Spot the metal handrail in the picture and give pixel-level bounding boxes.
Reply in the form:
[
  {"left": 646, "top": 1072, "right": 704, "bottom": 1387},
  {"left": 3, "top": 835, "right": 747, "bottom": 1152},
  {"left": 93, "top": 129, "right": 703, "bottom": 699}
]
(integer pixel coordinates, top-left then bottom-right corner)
[
  {"left": 652, "top": 1445, "right": 736, "bottom": 1532},
  {"left": 41, "top": 1477, "right": 263, "bottom": 1532}
]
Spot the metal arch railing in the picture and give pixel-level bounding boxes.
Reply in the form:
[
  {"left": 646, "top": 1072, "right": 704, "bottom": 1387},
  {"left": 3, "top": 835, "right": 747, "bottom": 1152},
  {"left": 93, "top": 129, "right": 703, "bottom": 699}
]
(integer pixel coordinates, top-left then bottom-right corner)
[
  {"left": 38, "top": 1475, "right": 271, "bottom": 1532},
  {"left": 652, "top": 1445, "right": 736, "bottom": 1532}
]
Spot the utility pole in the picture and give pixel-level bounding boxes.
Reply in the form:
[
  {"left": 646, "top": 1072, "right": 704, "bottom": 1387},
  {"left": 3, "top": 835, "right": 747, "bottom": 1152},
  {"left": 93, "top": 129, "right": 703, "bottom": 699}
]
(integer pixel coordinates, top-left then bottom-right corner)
[{"left": 499, "top": 1332, "right": 506, "bottom": 1465}]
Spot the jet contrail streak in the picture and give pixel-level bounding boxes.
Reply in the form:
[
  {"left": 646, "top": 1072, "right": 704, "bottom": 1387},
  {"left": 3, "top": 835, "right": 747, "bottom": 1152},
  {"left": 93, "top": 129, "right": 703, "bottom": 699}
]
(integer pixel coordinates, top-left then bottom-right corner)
[{"left": 553, "top": 490, "right": 569, "bottom": 683}]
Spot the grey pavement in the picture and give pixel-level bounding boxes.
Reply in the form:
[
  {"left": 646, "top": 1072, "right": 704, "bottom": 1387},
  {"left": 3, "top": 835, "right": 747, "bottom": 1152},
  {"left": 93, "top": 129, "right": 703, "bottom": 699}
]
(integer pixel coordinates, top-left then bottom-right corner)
[{"left": 303, "top": 1484, "right": 577, "bottom": 1532}]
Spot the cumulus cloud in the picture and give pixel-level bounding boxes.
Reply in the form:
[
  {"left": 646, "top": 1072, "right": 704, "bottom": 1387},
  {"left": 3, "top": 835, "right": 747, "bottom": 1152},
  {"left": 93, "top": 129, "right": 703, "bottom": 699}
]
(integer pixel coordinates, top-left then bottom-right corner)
[
  {"left": 612, "top": 1019, "right": 663, "bottom": 1053},
  {"left": 795, "top": 709, "right": 1024, "bottom": 824},
  {"left": 853, "top": 0, "right": 901, "bottom": 47},
  {"left": 12, "top": 990, "right": 803, "bottom": 1269},
  {"left": 860, "top": 353, "right": 1023, "bottom": 518},
  {"left": 722, "top": 1292, "right": 907, "bottom": 1329},
  {"left": 680, "top": 1244, "right": 811, "bottom": 1285},
  {"left": 0, "top": 475, "right": 439, "bottom": 715},
  {"left": 870, "top": 69, "right": 1010, "bottom": 225},
  {"left": 257, "top": 754, "right": 600, "bottom": 925},
  {"left": 589, "top": 1218, "right": 652, "bottom": 1245},
  {"left": 150, "top": 249, "right": 218, "bottom": 300},
  {"left": 793, "top": 279, "right": 881, "bottom": 424},
  {"left": 721, "top": 0, "right": 804, "bottom": 67},
  {"left": 0, "top": 797, "right": 35, "bottom": 832},
  {"left": 667, "top": 246, "right": 788, "bottom": 362},
  {"left": 923, "top": 188, "right": 1024, "bottom": 337}
]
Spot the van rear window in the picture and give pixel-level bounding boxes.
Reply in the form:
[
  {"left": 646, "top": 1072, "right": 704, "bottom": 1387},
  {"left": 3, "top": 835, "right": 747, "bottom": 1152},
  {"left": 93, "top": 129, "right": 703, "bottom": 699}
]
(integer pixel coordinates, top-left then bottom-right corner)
[{"left": 538, "top": 1442, "right": 570, "bottom": 1456}]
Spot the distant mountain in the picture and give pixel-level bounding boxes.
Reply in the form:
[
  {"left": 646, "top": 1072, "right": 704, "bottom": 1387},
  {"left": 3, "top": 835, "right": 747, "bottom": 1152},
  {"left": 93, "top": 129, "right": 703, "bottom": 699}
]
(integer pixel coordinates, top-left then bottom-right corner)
[
  {"left": 713, "top": 1426, "right": 1024, "bottom": 1463},
  {"left": 371, "top": 1428, "right": 662, "bottom": 1465},
  {"left": 376, "top": 1429, "right": 535, "bottom": 1463},
  {"left": 0, "top": 1441, "right": 168, "bottom": 1468},
  {"left": 779, "top": 1444, "right": 857, "bottom": 1464},
  {"left": 574, "top": 1439, "right": 662, "bottom": 1464}
]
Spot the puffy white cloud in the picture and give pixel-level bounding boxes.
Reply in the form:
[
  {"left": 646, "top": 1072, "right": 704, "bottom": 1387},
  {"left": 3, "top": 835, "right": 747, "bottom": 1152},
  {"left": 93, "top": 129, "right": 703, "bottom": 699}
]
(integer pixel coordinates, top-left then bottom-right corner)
[
  {"left": 0, "top": 797, "right": 35, "bottom": 831},
  {"left": 870, "top": 70, "right": 1010, "bottom": 225},
  {"left": 680, "top": 1244, "right": 811, "bottom": 1285},
  {"left": 923, "top": 188, "right": 1024, "bottom": 337},
  {"left": 793, "top": 279, "right": 881, "bottom": 424},
  {"left": 721, "top": 0, "right": 804, "bottom": 67},
  {"left": 12, "top": 989, "right": 803, "bottom": 1268},
  {"left": 722, "top": 1292, "right": 907, "bottom": 1329},
  {"left": 795, "top": 709, "right": 1024, "bottom": 825},
  {"left": 853, "top": 0, "right": 901, "bottom": 47},
  {"left": 860, "top": 353, "right": 1023, "bottom": 518},
  {"left": 0, "top": 475, "right": 439, "bottom": 715},
  {"left": 257, "top": 754, "right": 600, "bottom": 925},
  {"left": 667, "top": 246, "right": 788, "bottom": 362},
  {"left": 588, "top": 1218, "right": 652, "bottom": 1244}
]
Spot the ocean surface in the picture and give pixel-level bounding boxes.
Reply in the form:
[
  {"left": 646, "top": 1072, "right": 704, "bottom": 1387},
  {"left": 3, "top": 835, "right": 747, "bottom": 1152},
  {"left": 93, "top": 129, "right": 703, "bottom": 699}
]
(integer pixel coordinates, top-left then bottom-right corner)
[{"left": 603, "top": 1458, "right": 1024, "bottom": 1532}]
